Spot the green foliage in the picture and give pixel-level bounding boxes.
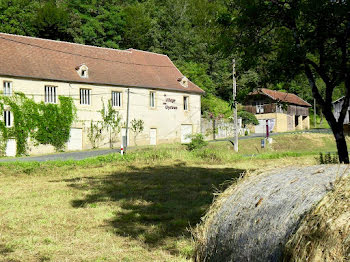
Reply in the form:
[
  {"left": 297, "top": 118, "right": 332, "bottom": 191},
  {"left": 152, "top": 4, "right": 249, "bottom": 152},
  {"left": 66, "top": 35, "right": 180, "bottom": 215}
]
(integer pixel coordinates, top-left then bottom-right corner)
[
  {"left": 122, "top": 3, "right": 152, "bottom": 50},
  {"left": 238, "top": 110, "right": 259, "bottom": 127},
  {"left": 193, "top": 148, "right": 223, "bottom": 163},
  {"left": 35, "top": 97, "right": 76, "bottom": 151},
  {"left": 67, "top": 0, "right": 124, "bottom": 48},
  {"left": 177, "top": 62, "right": 215, "bottom": 94},
  {"left": 100, "top": 100, "right": 122, "bottom": 148},
  {"left": 0, "top": 113, "right": 8, "bottom": 156},
  {"left": 216, "top": 0, "right": 350, "bottom": 162},
  {"left": 202, "top": 94, "right": 231, "bottom": 119},
  {"left": 0, "top": 0, "right": 38, "bottom": 36},
  {"left": 0, "top": 93, "right": 75, "bottom": 155},
  {"left": 130, "top": 119, "right": 144, "bottom": 146},
  {"left": 33, "top": 1, "right": 70, "bottom": 40},
  {"left": 318, "top": 152, "right": 339, "bottom": 165},
  {"left": 1, "top": 93, "right": 38, "bottom": 155},
  {"left": 186, "top": 133, "right": 208, "bottom": 151},
  {"left": 87, "top": 121, "right": 103, "bottom": 149}
]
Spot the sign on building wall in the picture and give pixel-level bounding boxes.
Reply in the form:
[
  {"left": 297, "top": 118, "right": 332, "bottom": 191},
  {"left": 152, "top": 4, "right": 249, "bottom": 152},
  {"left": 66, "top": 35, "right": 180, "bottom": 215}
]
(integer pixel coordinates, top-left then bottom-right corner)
[{"left": 163, "top": 98, "right": 178, "bottom": 110}]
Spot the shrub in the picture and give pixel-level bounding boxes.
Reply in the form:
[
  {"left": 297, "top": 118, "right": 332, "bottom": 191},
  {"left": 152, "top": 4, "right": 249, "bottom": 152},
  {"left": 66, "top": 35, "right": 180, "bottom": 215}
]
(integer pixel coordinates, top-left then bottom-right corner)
[
  {"left": 318, "top": 152, "right": 339, "bottom": 164},
  {"left": 238, "top": 110, "right": 259, "bottom": 127},
  {"left": 186, "top": 134, "right": 208, "bottom": 151}
]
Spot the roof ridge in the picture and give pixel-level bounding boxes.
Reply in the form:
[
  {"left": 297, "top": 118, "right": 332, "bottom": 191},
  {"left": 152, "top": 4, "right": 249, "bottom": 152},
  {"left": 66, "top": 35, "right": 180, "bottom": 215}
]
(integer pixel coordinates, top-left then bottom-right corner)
[
  {"left": 255, "top": 88, "right": 311, "bottom": 107},
  {"left": 0, "top": 32, "right": 132, "bottom": 54},
  {"left": 127, "top": 48, "right": 168, "bottom": 57}
]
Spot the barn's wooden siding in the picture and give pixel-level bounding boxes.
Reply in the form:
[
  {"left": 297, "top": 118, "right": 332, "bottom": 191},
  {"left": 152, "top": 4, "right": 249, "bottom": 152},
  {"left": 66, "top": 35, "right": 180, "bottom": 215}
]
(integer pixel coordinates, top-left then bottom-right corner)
[
  {"left": 333, "top": 98, "right": 350, "bottom": 124},
  {"left": 245, "top": 103, "right": 309, "bottom": 116}
]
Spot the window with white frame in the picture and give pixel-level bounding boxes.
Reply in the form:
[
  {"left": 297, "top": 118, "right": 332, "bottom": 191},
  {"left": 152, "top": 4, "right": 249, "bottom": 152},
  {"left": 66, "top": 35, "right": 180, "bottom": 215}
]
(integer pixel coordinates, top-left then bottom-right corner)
[
  {"left": 45, "top": 86, "right": 57, "bottom": 104},
  {"left": 3, "top": 110, "right": 11, "bottom": 127},
  {"left": 150, "top": 91, "right": 155, "bottom": 108},
  {"left": 112, "top": 91, "right": 122, "bottom": 107},
  {"left": 256, "top": 101, "right": 264, "bottom": 114},
  {"left": 80, "top": 88, "right": 91, "bottom": 105},
  {"left": 3, "top": 81, "right": 12, "bottom": 96},
  {"left": 183, "top": 96, "right": 189, "bottom": 111}
]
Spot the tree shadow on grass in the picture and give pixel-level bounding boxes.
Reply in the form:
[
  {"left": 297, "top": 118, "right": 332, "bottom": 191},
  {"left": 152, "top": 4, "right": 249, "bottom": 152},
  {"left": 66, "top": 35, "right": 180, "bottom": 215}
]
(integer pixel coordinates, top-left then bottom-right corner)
[{"left": 64, "top": 164, "right": 245, "bottom": 250}]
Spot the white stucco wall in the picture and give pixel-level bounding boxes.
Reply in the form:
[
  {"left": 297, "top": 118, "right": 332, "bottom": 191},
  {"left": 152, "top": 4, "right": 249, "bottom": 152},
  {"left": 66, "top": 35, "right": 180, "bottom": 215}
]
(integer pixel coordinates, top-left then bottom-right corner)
[{"left": 0, "top": 76, "right": 202, "bottom": 155}]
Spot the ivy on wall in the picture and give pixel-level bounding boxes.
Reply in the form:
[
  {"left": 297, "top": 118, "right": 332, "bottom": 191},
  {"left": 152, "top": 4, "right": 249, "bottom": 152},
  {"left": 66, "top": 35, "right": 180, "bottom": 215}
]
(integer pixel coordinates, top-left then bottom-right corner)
[
  {"left": 0, "top": 93, "right": 76, "bottom": 156},
  {"left": 35, "top": 97, "right": 76, "bottom": 151}
]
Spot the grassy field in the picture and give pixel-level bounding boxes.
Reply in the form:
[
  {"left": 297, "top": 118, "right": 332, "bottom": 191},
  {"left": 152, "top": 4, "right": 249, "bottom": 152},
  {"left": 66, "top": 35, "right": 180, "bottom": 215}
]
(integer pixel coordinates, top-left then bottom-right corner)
[
  {"left": 309, "top": 114, "right": 331, "bottom": 129},
  {"left": 0, "top": 133, "right": 345, "bottom": 261}
]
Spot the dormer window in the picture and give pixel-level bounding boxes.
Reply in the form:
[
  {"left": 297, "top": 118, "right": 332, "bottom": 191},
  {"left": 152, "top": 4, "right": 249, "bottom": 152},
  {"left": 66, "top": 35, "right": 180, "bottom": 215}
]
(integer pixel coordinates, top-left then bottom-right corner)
[
  {"left": 76, "top": 64, "right": 89, "bottom": 78},
  {"left": 178, "top": 76, "right": 188, "bottom": 88},
  {"left": 81, "top": 69, "right": 87, "bottom": 77}
]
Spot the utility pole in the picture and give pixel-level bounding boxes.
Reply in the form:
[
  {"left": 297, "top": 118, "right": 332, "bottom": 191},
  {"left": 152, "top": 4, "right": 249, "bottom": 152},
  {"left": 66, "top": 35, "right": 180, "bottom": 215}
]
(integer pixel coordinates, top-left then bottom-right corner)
[
  {"left": 314, "top": 99, "right": 316, "bottom": 128},
  {"left": 233, "top": 59, "right": 238, "bottom": 152},
  {"left": 125, "top": 88, "right": 130, "bottom": 149}
]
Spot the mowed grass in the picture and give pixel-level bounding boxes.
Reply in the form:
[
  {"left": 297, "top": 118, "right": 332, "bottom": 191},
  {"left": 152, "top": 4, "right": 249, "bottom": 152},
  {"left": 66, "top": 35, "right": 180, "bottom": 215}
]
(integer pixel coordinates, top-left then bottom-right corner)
[{"left": 0, "top": 133, "right": 345, "bottom": 261}]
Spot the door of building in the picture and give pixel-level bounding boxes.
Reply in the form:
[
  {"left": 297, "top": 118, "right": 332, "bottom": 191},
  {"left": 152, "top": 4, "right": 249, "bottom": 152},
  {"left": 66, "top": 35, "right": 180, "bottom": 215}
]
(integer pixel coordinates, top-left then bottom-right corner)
[
  {"left": 6, "top": 139, "right": 16, "bottom": 157},
  {"left": 255, "top": 120, "right": 266, "bottom": 134},
  {"left": 67, "top": 128, "right": 83, "bottom": 151},
  {"left": 181, "top": 124, "right": 193, "bottom": 143},
  {"left": 150, "top": 128, "right": 157, "bottom": 145}
]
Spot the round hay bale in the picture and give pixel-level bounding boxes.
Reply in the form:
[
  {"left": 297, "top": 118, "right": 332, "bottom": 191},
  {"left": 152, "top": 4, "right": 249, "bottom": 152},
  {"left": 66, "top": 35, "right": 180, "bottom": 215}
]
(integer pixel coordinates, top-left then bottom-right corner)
[
  {"left": 194, "top": 165, "right": 350, "bottom": 262},
  {"left": 283, "top": 173, "right": 350, "bottom": 261}
]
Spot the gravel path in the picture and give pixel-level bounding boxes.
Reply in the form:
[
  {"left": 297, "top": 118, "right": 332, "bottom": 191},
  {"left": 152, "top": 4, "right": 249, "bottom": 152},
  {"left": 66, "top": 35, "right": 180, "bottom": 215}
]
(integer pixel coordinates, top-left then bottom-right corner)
[
  {"left": 199, "top": 165, "right": 350, "bottom": 262},
  {"left": 0, "top": 148, "right": 121, "bottom": 162}
]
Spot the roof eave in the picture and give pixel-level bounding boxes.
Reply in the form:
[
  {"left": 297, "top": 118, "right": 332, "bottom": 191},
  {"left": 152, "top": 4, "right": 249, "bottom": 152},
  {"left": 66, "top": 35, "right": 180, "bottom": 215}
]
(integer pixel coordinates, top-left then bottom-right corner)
[{"left": 0, "top": 73, "right": 205, "bottom": 95}]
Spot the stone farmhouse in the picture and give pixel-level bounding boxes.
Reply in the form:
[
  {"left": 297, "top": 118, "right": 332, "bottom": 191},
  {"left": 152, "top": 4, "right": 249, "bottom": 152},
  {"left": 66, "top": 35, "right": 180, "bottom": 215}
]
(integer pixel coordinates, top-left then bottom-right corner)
[
  {"left": 0, "top": 33, "right": 204, "bottom": 156},
  {"left": 244, "top": 88, "right": 311, "bottom": 133}
]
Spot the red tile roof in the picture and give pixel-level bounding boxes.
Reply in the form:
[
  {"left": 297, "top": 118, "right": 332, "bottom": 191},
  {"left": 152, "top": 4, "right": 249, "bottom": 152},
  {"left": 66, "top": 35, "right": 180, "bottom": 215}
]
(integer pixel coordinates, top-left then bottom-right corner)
[
  {"left": 0, "top": 33, "right": 204, "bottom": 94},
  {"left": 248, "top": 88, "right": 312, "bottom": 107}
]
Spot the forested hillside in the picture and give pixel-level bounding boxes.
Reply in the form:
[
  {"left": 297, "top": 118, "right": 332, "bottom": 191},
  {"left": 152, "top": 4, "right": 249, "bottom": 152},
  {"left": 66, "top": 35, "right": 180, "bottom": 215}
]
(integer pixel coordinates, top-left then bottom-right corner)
[{"left": 0, "top": 0, "right": 328, "bottom": 115}]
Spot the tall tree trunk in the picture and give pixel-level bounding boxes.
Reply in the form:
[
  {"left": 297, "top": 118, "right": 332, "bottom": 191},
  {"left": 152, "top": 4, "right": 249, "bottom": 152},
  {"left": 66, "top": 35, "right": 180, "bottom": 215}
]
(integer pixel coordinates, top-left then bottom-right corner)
[
  {"left": 319, "top": 111, "right": 324, "bottom": 125},
  {"left": 330, "top": 121, "right": 349, "bottom": 163},
  {"left": 304, "top": 64, "right": 349, "bottom": 164}
]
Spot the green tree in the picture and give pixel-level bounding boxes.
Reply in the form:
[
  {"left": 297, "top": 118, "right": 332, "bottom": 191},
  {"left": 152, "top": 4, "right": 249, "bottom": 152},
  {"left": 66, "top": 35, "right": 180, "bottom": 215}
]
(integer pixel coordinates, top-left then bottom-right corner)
[
  {"left": 67, "top": 0, "right": 124, "bottom": 48},
  {"left": 87, "top": 121, "right": 103, "bottom": 149},
  {"left": 0, "top": 0, "right": 38, "bottom": 36},
  {"left": 100, "top": 100, "right": 122, "bottom": 148},
  {"left": 121, "top": 3, "right": 153, "bottom": 50},
  {"left": 238, "top": 110, "right": 259, "bottom": 128},
  {"left": 217, "top": 0, "right": 350, "bottom": 163},
  {"left": 33, "top": 1, "right": 72, "bottom": 41},
  {"left": 130, "top": 119, "right": 144, "bottom": 146}
]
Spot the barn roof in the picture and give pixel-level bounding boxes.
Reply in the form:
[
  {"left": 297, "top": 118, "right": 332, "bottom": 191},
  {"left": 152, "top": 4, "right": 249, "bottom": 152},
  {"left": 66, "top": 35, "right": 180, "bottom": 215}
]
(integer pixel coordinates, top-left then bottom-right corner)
[
  {"left": 0, "top": 33, "right": 204, "bottom": 94},
  {"left": 248, "top": 88, "right": 312, "bottom": 107},
  {"left": 332, "top": 96, "right": 345, "bottom": 104}
]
